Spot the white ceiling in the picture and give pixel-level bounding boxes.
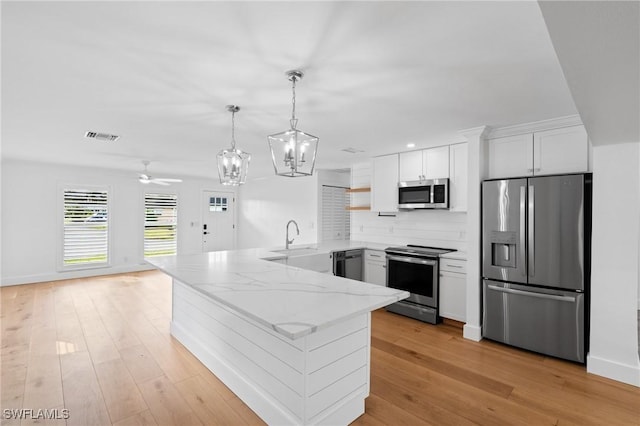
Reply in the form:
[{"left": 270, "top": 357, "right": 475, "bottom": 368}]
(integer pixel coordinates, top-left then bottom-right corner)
[
  {"left": 539, "top": 1, "right": 640, "bottom": 146},
  {"left": 2, "top": 1, "right": 579, "bottom": 181}
]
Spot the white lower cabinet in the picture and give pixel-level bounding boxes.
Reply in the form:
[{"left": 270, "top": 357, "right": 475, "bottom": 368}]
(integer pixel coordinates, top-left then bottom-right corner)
[
  {"left": 364, "top": 250, "right": 386, "bottom": 286},
  {"left": 439, "top": 258, "right": 466, "bottom": 322}
]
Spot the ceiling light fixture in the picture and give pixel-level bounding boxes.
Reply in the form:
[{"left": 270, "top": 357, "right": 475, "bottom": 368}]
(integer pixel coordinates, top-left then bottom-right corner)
[
  {"left": 268, "top": 70, "right": 319, "bottom": 177},
  {"left": 407, "top": 143, "right": 416, "bottom": 148},
  {"left": 217, "top": 105, "right": 251, "bottom": 186}
]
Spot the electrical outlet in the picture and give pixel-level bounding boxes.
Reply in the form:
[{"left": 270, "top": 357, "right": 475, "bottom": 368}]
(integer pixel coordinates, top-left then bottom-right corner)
[
  {"left": 359, "top": 225, "right": 364, "bottom": 232},
  {"left": 389, "top": 226, "right": 394, "bottom": 234}
]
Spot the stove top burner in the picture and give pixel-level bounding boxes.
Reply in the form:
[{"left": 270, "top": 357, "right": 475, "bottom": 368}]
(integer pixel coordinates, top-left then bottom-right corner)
[{"left": 384, "top": 245, "right": 456, "bottom": 257}]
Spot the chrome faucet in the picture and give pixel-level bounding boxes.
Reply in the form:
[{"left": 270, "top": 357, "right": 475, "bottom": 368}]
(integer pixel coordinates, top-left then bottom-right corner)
[{"left": 285, "top": 220, "right": 300, "bottom": 249}]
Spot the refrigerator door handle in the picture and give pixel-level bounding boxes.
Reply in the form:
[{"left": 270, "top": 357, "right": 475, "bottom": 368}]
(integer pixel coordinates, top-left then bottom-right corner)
[
  {"left": 519, "top": 186, "right": 526, "bottom": 277},
  {"left": 528, "top": 184, "right": 535, "bottom": 277},
  {"left": 487, "top": 285, "right": 576, "bottom": 302}
]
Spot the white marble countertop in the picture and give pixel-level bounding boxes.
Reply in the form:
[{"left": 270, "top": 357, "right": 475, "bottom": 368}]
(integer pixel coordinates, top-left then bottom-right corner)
[
  {"left": 440, "top": 251, "right": 467, "bottom": 261},
  {"left": 258, "top": 240, "right": 393, "bottom": 261},
  {"left": 146, "top": 245, "right": 409, "bottom": 340}
]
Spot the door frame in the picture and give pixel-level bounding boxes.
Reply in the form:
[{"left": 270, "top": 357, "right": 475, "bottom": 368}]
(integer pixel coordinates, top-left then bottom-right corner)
[{"left": 201, "top": 189, "right": 237, "bottom": 252}]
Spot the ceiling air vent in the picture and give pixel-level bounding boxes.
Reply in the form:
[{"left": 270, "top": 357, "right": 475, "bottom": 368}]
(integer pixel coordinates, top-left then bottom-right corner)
[
  {"left": 84, "top": 131, "right": 120, "bottom": 142},
  {"left": 341, "top": 147, "right": 365, "bottom": 154}
]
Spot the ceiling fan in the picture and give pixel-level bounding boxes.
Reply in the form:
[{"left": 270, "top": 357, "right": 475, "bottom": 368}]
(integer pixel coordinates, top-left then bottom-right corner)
[{"left": 138, "top": 160, "right": 182, "bottom": 186}]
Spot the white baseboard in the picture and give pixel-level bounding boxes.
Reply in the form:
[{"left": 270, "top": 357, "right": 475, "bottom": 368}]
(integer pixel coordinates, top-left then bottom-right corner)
[
  {"left": 0, "top": 264, "right": 155, "bottom": 286},
  {"left": 463, "top": 323, "right": 482, "bottom": 341},
  {"left": 587, "top": 354, "right": 640, "bottom": 387}
]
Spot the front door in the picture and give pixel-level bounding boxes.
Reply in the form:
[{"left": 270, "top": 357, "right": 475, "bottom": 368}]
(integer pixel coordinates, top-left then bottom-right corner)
[{"left": 202, "top": 191, "right": 235, "bottom": 252}]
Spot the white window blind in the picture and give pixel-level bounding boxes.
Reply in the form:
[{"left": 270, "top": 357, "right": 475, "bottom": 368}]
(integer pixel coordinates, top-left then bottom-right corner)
[
  {"left": 144, "top": 193, "right": 178, "bottom": 257},
  {"left": 321, "top": 185, "right": 350, "bottom": 241},
  {"left": 63, "top": 189, "right": 109, "bottom": 266}
]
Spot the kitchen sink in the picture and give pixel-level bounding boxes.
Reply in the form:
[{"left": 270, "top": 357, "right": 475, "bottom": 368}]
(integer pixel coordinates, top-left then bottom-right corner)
[{"left": 271, "top": 247, "right": 319, "bottom": 256}]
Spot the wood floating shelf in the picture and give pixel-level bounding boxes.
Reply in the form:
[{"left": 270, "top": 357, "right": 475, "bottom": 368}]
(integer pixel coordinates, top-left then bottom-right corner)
[
  {"left": 346, "top": 187, "right": 371, "bottom": 193},
  {"left": 346, "top": 206, "right": 371, "bottom": 211}
]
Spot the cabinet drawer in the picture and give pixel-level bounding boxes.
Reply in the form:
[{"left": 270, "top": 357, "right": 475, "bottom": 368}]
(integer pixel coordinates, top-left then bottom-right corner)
[
  {"left": 440, "top": 258, "right": 466, "bottom": 273},
  {"left": 365, "top": 250, "right": 386, "bottom": 263}
]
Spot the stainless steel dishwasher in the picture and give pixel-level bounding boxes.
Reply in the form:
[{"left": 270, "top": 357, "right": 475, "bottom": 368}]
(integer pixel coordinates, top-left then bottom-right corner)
[{"left": 332, "top": 249, "right": 363, "bottom": 281}]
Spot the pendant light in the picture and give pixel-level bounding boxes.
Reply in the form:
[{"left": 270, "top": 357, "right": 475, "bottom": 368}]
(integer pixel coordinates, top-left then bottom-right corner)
[
  {"left": 268, "top": 70, "right": 319, "bottom": 177},
  {"left": 217, "top": 105, "right": 251, "bottom": 185}
]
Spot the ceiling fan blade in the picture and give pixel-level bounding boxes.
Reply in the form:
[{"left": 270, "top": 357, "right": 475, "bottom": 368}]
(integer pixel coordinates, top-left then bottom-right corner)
[{"left": 150, "top": 179, "right": 170, "bottom": 186}]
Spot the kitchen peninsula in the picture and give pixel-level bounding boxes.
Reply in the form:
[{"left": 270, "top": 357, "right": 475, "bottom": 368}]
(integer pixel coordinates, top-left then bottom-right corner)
[{"left": 146, "top": 248, "right": 409, "bottom": 426}]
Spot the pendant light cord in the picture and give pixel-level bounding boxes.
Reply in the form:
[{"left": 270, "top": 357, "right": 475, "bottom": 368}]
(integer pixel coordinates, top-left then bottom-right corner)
[
  {"left": 290, "top": 76, "right": 298, "bottom": 129},
  {"left": 291, "top": 77, "right": 296, "bottom": 121},
  {"left": 230, "top": 109, "right": 236, "bottom": 150}
]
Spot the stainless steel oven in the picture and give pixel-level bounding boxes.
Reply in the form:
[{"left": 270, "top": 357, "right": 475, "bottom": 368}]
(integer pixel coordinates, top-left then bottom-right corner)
[{"left": 385, "top": 245, "right": 455, "bottom": 324}]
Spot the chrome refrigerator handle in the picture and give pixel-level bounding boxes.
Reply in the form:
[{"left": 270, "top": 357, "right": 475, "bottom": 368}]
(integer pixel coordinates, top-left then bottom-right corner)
[
  {"left": 528, "top": 184, "right": 535, "bottom": 277},
  {"left": 520, "top": 186, "right": 526, "bottom": 277},
  {"left": 487, "top": 285, "right": 576, "bottom": 302}
]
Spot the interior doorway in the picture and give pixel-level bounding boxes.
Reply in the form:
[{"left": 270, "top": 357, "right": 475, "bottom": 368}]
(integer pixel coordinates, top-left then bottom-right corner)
[{"left": 202, "top": 191, "right": 236, "bottom": 252}]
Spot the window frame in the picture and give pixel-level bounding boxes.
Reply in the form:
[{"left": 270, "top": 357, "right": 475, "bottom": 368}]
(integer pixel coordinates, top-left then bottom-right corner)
[
  {"left": 59, "top": 184, "right": 112, "bottom": 271},
  {"left": 143, "top": 191, "right": 178, "bottom": 258}
]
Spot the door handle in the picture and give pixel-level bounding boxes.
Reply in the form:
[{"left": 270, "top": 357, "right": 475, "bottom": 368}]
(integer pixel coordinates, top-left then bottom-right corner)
[
  {"left": 519, "top": 186, "right": 526, "bottom": 277},
  {"left": 487, "top": 285, "right": 575, "bottom": 302},
  {"left": 528, "top": 184, "right": 535, "bottom": 277}
]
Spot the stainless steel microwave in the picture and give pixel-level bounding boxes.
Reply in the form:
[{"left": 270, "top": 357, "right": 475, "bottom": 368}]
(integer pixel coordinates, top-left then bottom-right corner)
[{"left": 398, "top": 178, "right": 449, "bottom": 209}]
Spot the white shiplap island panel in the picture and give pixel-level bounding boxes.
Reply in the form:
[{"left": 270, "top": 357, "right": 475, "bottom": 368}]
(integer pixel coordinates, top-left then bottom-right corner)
[{"left": 146, "top": 249, "right": 408, "bottom": 425}]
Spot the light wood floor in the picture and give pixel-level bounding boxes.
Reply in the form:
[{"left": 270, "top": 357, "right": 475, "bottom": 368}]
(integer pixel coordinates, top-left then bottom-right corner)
[{"left": 1, "top": 271, "right": 639, "bottom": 425}]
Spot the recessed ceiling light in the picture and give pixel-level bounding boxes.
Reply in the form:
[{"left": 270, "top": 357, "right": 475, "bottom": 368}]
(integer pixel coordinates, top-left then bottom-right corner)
[{"left": 407, "top": 143, "right": 416, "bottom": 148}]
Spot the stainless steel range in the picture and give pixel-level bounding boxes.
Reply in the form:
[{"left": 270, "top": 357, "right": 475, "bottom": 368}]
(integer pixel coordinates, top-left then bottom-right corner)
[{"left": 384, "top": 245, "right": 455, "bottom": 324}]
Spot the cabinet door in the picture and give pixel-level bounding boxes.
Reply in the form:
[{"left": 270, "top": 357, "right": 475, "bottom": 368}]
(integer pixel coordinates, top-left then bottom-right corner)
[
  {"left": 533, "top": 125, "right": 588, "bottom": 175},
  {"left": 423, "top": 146, "right": 450, "bottom": 179},
  {"left": 364, "top": 260, "right": 386, "bottom": 286},
  {"left": 488, "top": 134, "right": 533, "bottom": 178},
  {"left": 371, "top": 154, "right": 399, "bottom": 212},
  {"left": 449, "top": 143, "right": 468, "bottom": 212},
  {"left": 439, "top": 271, "right": 466, "bottom": 322},
  {"left": 398, "top": 151, "right": 423, "bottom": 182}
]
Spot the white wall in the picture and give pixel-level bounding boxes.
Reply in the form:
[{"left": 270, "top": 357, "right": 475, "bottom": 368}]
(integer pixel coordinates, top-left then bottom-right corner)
[
  {"left": 587, "top": 142, "right": 640, "bottom": 387},
  {"left": 236, "top": 169, "right": 350, "bottom": 249},
  {"left": 237, "top": 174, "right": 319, "bottom": 249},
  {"left": 350, "top": 210, "right": 467, "bottom": 251},
  {"left": 1, "top": 159, "right": 235, "bottom": 286}
]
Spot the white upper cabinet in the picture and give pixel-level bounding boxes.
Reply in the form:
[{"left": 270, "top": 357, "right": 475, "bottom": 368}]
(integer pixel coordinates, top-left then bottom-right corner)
[
  {"left": 488, "top": 125, "right": 588, "bottom": 179},
  {"left": 488, "top": 133, "right": 534, "bottom": 179},
  {"left": 423, "top": 146, "right": 450, "bottom": 180},
  {"left": 449, "top": 142, "right": 468, "bottom": 212},
  {"left": 398, "top": 146, "right": 450, "bottom": 182},
  {"left": 398, "top": 151, "right": 423, "bottom": 182},
  {"left": 533, "top": 126, "right": 588, "bottom": 175},
  {"left": 371, "top": 154, "right": 399, "bottom": 212}
]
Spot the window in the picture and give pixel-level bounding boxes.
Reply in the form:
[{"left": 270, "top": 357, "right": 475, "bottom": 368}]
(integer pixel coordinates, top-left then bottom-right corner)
[
  {"left": 209, "top": 196, "right": 228, "bottom": 212},
  {"left": 144, "top": 193, "right": 178, "bottom": 257},
  {"left": 63, "top": 188, "right": 109, "bottom": 266},
  {"left": 321, "top": 185, "right": 350, "bottom": 241}
]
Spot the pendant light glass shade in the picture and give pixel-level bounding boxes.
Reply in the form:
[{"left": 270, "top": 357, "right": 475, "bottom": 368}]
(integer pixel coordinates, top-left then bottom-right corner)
[
  {"left": 268, "top": 70, "right": 319, "bottom": 177},
  {"left": 217, "top": 105, "right": 251, "bottom": 185}
]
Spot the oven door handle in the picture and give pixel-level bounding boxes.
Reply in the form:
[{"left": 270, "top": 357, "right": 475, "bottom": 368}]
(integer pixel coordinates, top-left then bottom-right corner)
[{"left": 386, "top": 254, "right": 438, "bottom": 266}]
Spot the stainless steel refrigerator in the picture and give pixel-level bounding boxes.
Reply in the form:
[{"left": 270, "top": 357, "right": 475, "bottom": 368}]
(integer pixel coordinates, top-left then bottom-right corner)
[{"left": 482, "top": 173, "right": 591, "bottom": 363}]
